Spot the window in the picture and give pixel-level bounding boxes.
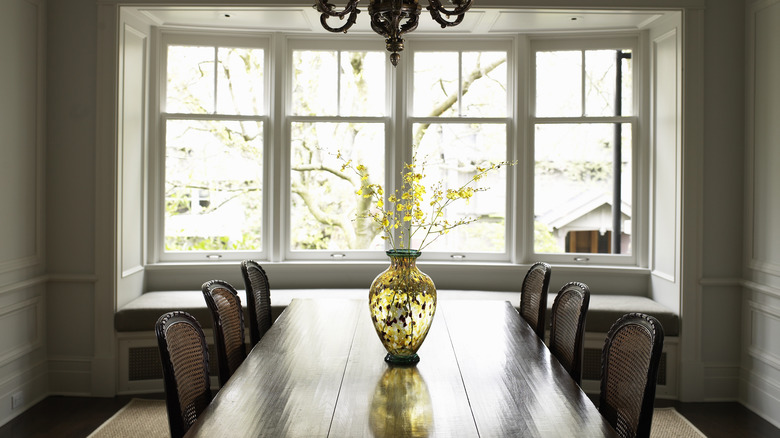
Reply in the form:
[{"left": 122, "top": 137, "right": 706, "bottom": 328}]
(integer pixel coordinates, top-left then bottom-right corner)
[
  {"left": 531, "top": 39, "right": 636, "bottom": 264},
  {"left": 287, "top": 46, "right": 388, "bottom": 256},
  {"left": 157, "top": 35, "right": 268, "bottom": 261},
  {"left": 409, "top": 47, "right": 509, "bottom": 257},
  {"left": 285, "top": 40, "right": 510, "bottom": 261},
  {"left": 150, "top": 31, "right": 641, "bottom": 266}
]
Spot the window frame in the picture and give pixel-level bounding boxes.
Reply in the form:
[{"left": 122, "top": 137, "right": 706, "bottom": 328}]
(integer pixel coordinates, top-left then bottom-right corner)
[
  {"left": 404, "top": 38, "right": 515, "bottom": 262},
  {"left": 527, "top": 36, "right": 642, "bottom": 266},
  {"left": 282, "top": 37, "right": 395, "bottom": 261},
  {"left": 150, "top": 31, "right": 272, "bottom": 263},
  {"left": 145, "top": 30, "right": 647, "bottom": 268}
]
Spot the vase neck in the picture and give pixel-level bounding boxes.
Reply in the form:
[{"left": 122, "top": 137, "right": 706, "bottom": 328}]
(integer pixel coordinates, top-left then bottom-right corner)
[{"left": 387, "top": 249, "right": 420, "bottom": 268}]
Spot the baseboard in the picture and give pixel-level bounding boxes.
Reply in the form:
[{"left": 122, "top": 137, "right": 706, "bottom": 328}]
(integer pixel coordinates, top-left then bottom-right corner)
[{"left": 740, "top": 372, "right": 780, "bottom": 430}]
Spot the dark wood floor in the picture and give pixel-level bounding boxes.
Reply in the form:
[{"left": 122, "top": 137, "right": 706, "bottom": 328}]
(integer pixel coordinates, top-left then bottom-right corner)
[{"left": 0, "top": 394, "right": 777, "bottom": 438}]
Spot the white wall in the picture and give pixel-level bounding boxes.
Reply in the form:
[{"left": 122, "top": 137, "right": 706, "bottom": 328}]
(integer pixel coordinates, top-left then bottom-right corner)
[
  {"left": 741, "top": 0, "right": 780, "bottom": 429},
  {"left": 0, "top": 0, "right": 48, "bottom": 425}
]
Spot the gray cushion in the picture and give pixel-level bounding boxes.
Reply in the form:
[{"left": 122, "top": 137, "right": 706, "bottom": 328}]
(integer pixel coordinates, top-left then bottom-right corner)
[
  {"left": 545, "top": 294, "right": 679, "bottom": 336},
  {"left": 115, "top": 289, "right": 678, "bottom": 336}
]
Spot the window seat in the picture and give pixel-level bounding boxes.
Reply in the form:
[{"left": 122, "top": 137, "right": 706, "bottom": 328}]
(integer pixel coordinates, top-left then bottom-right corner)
[{"left": 115, "top": 289, "right": 679, "bottom": 336}]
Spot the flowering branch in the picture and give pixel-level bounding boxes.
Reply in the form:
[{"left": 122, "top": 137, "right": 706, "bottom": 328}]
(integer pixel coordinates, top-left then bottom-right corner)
[{"left": 337, "top": 150, "right": 514, "bottom": 252}]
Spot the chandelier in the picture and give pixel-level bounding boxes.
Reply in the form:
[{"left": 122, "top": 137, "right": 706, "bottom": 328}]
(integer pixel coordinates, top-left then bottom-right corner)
[{"left": 313, "top": 0, "right": 474, "bottom": 66}]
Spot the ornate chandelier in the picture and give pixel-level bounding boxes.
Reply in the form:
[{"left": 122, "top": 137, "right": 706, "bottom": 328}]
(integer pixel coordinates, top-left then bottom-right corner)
[{"left": 313, "top": 0, "right": 474, "bottom": 66}]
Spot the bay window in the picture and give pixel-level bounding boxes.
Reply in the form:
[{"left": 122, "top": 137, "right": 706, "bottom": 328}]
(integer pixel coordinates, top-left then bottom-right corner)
[{"left": 150, "top": 31, "right": 640, "bottom": 266}]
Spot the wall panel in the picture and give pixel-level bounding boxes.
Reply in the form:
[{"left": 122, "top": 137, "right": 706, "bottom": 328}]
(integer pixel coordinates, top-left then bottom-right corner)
[
  {"left": 742, "top": 0, "right": 780, "bottom": 428},
  {"left": 0, "top": 0, "right": 44, "bottom": 275}
]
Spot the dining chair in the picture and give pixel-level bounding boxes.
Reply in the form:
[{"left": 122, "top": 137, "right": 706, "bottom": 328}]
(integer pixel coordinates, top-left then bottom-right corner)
[
  {"left": 202, "top": 279, "right": 246, "bottom": 387},
  {"left": 155, "top": 311, "right": 212, "bottom": 438},
  {"left": 519, "top": 262, "right": 552, "bottom": 339},
  {"left": 549, "top": 281, "right": 590, "bottom": 385},
  {"left": 240, "top": 260, "right": 273, "bottom": 347},
  {"left": 599, "top": 312, "right": 665, "bottom": 438}
]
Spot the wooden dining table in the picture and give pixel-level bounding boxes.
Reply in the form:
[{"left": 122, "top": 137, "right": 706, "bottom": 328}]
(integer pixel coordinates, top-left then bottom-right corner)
[{"left": 184, "top": 298, "right": 617, "bottom": 437}]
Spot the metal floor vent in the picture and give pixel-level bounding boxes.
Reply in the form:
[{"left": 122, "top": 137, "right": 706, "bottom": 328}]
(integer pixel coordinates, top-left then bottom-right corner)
[
  {"left": 129, "top": 345, "right": 219, "bottom": 381},
  {"left": 582, "top": 348, "right": 667, "bottom": 385}
]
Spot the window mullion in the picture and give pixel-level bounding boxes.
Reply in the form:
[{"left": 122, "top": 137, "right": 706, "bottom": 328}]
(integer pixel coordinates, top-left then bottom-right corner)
[
  {"left": 213, "top": 46, "right": 218, "bottom": 114},
  {"left": 580, "top": 50, "right": 586, "bottom": 116}
]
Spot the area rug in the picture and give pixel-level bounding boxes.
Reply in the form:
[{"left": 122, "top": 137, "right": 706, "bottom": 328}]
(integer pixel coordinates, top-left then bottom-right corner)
[
  {"left": 86, "top": 398, "right": 168, "bottom": 438},
  {"left": 651, "top": 407, "right": 708, "bottom": 438},
  {"left": 87, "top": 399, "right": 707, "bottom": 437}
]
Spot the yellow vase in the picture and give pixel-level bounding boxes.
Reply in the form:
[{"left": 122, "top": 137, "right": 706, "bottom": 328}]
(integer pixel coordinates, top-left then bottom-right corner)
[{"left": 369, "top": 249, "right": 437, "bottom": 364}]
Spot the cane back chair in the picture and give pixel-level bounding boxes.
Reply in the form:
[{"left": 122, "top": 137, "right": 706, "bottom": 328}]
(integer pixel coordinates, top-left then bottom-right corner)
[
  {"left": 549, "top": 281, "right": 590, "bottom": 385},
  {"left": 599, "top": 312, "right": 665, "bottom": 438},
  {"left": 241, "top": 260, "right": 273, "bottom": 347},
  {"left": 202, "top": 279, "right": 246, "bottom": 387},
  {"left": 519, "top": 262, "right": 552, "bottom": 339},
  {"left": 155, "top": 311, "right": 212, "bottom": 438}
]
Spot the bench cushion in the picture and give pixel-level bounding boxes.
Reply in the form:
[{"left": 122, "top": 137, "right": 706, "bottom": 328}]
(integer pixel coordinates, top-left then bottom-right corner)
[{"left": 115, "top": 289, "right": 678, "bottom": 336}]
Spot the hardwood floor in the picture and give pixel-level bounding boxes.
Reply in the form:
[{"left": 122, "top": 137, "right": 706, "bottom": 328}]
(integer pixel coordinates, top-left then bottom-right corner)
[{"left": 0, "top": 394, "right": 777, "bottom": 437}]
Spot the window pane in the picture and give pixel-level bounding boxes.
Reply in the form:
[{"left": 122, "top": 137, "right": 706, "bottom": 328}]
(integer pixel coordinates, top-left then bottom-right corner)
[
  {"left": 292, "top": 51, "right": 338, "bottom": 116},
  {"left": 167, "top": 46, "right": 215, "bottom": 114},
  {"left": 585, "top": 50, "right": 617, "bottom": 116},
  {"left": 216, "top": 47, "right": 264, "bottom": 115},
  {"left": 290, "top": 122, "right": 385, "bottom": 251},
  {"left": 461, "top": 51, "right": 508, "bottom": 117},
  {"left": 165, "top": 119, "right": 263, "bottom": 251},
  {"left": 535, "top": 51, "right": 581, "bottom": 117},
  {"left": 413, "top": 52, "right": 458, "bottom": 117},
  {"left": 621, "top": 53, "right": 633, "bottom": 116},
  {"left": 534, "top": 123, "right": 632, "bottom": 254},
  {"left": 584, "top": 50, "right": 632, "bottom": 117},
  {"left": 340, "top": 51, "right": 386, "bottom": 116},
  {"left": 414, "top": 123, "right": 507, "bottom": 252}
]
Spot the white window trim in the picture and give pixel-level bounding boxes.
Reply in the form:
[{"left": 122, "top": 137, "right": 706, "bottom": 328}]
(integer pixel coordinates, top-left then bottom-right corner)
[
  {"left": 282, "top": 37, "right": 395, "bottom": 261},
  {"left": 527, "top": 35, "right": 642, "bottom": 266},
  {"left": 404, "top": 38, "right": 515, "bottom": 263},
  {"left": 144, "top": 29, "right": 648, "bottom": 268},
  {"left": 150, "top": 30, "right": 273, "bottom": 263}
]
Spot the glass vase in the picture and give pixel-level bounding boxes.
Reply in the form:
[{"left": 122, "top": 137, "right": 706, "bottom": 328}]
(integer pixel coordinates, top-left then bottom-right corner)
[{"left": 369, "top": 249, "right": 437, "bottom": 365}]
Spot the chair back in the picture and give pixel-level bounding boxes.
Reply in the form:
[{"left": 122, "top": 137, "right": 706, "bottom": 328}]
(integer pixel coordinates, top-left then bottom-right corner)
[
  {"left": 155, "top": 311, "right": 212, "bottom": 438},
  {"left": 549, "top": 281, "right": 590, "bottom": 385},
  {"left": 599, "top": 313, "right": 665, "bottom": 438},
  {"left": 241, "top": 260, "right": 273, "bottom": 347},
  {"left": 202, "top": 279, "right": 246, "bottom": 387},
  {"left": 519, "top": 262, "right": 552, "bottom": 339}
]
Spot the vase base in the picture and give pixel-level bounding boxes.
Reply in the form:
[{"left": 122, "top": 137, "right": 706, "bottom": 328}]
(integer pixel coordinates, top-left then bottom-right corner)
[{"left": 384, "top": 353, "right": 420, "bottom": 365}]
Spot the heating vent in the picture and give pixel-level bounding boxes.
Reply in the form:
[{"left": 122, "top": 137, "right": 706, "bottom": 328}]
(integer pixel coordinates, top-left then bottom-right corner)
[
  {"left": 582, "top": 348, "right": 667, "bottom": 385},
  {"left": 128, "top": 345, "right": 219, "bottom": 381}
]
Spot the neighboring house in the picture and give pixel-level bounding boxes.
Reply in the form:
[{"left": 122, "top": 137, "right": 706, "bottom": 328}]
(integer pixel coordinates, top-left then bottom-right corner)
[{"left": 537, "top": 190, "right": 631, "bottom": 254}]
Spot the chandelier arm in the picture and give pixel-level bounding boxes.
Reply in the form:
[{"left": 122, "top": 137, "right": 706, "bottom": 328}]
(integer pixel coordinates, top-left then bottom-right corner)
[
  {"left": 398, "top": 14, "right": 420, "bottom": 35},
  {"left": 426, "top": 0, "right": 473, "bottom": 17},
  {"left": 428, "top": 10, "right": 464, "bottom": 28},
  {"left": 319, "top": 9, "right": 361, "bottom": 33},
  {"left": 314, "top": 1, "right": 362, "bottom": 33}
]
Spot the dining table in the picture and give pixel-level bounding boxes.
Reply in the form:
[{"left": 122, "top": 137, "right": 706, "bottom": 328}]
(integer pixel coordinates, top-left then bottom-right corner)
[{"left": 184, "top": 298, "right": 617, "bottom": 437}]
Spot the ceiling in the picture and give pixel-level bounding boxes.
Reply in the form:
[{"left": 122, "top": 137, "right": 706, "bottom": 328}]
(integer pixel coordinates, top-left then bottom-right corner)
[{"left": 129, "top": 6, "right": 669, "bottom": 35}]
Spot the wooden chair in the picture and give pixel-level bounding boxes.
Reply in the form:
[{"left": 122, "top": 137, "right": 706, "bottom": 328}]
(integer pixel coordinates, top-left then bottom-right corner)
[
  {"left": 241, "top": 260, "right": 273, "bottom": 347},
  {"left": 599, "top": 313, "right": 665, "bottom": 438},
  {"left": 155, "top": 311, "right": 212, "bottom": 438},
  {"left": 519, "top": 262, "right": 552, "bottom": 339},
  {"left": 202, "top": 279, "right": 246, "bottom": 387},
  {"left": 549, "top": 281, "right": 590, "bottom": 385}
]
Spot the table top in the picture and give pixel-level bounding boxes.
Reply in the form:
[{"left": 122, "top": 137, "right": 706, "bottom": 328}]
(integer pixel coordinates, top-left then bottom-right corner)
[{"left": 185, "top": 299, "right": 616, "bottom": 437}]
